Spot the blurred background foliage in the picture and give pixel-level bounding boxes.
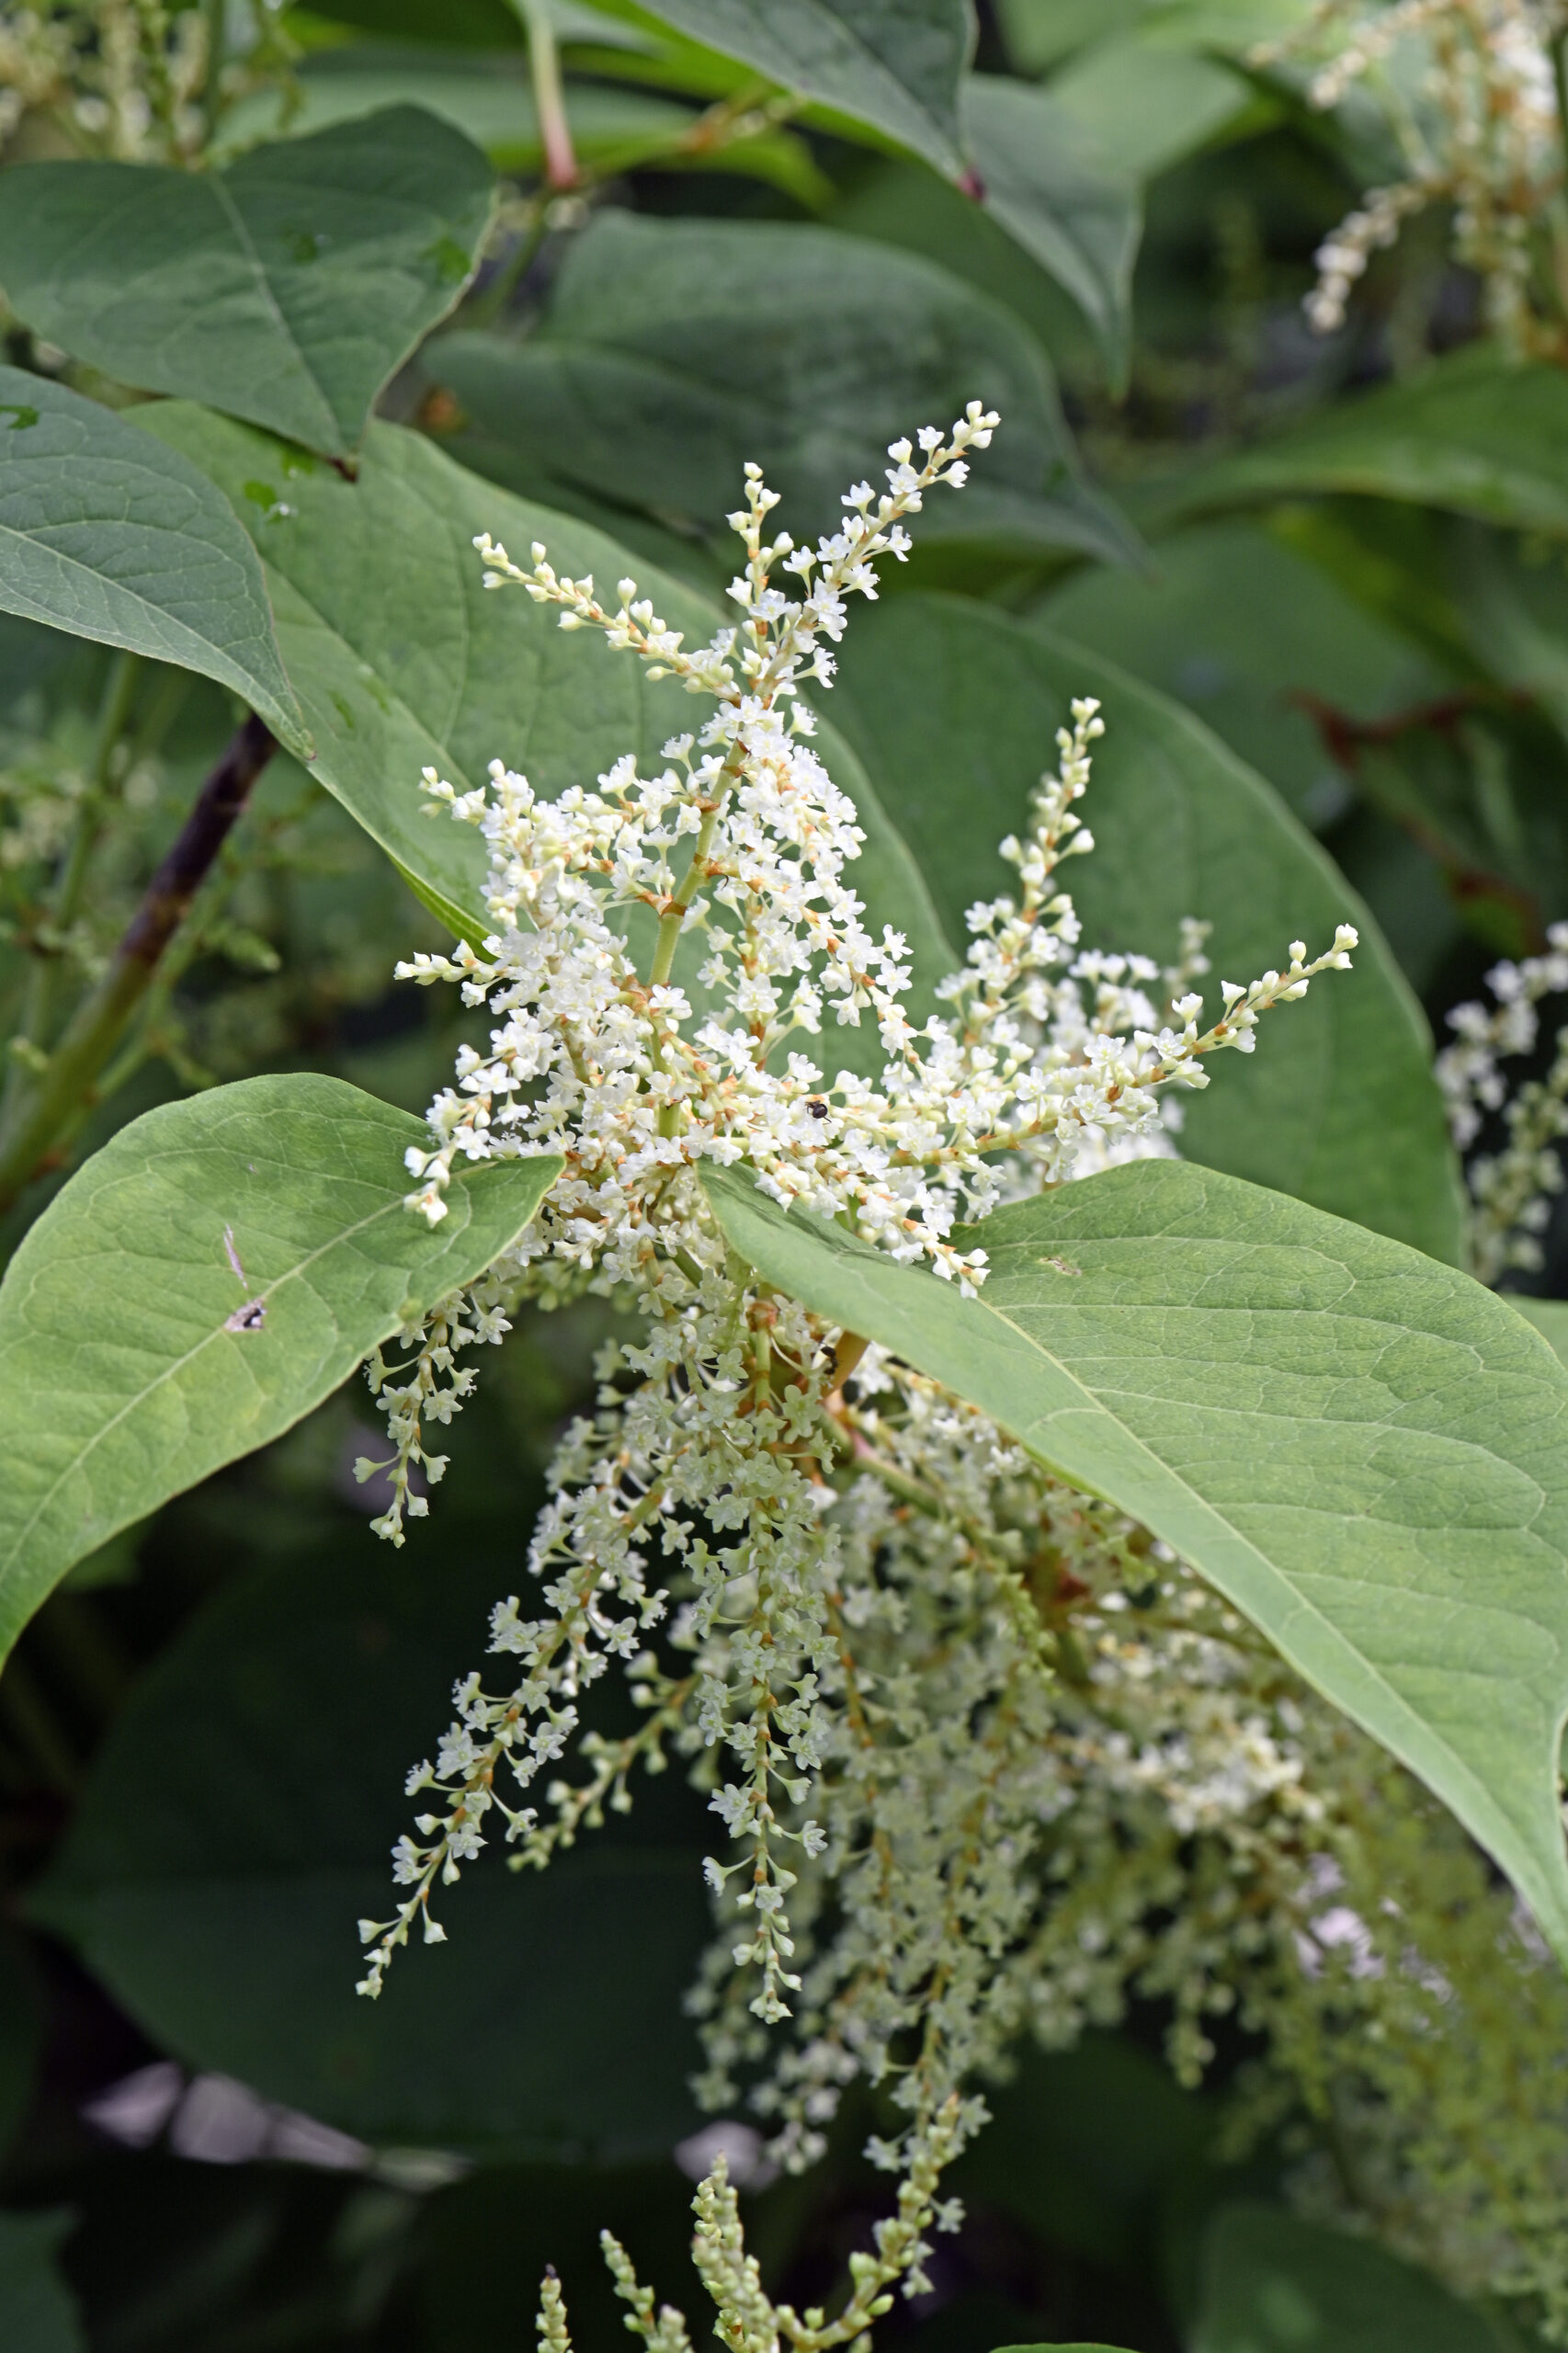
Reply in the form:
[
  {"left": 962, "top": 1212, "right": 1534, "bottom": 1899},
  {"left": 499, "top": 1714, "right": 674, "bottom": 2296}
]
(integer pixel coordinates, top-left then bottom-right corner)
[{"left": 0, "top": 0, "right": 1564, "bottom": 2345}]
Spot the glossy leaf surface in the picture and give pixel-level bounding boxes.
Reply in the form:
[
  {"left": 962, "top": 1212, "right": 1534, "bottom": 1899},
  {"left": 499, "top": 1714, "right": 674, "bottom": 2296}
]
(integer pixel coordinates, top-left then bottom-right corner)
[
  {"left": 0, "top": 1074, "right": 561, "bottom": 1654},
  {"left": 431, "top": 211, "right": 1135, "bottom": 564},
  {"left": 829, "top": 592, "right": 1464, "bottom": 1261},
  {"left": 702, "top": 1155, "right": 1568, "bottom": 1966},
  {"left": 0, "top": 368, "right": 301, "bottom": 743},
  {"left": 0, "top": 108, "right": 494, "bottom": 457}
]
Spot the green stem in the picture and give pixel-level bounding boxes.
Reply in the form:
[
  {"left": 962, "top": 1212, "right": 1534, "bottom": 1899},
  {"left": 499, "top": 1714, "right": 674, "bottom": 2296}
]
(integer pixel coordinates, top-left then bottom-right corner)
[
  {"left": 648, "top": 795, "right": 729, "bottom": 1139},
  {"left": 650, "top": 804, "right": 722, "bottom": 990},
  {"left": 519, "top": 0, "right": 578, "bottom": 189},
  {"left": 0, "top": 712, "right": 276, "bottom": 1220}
]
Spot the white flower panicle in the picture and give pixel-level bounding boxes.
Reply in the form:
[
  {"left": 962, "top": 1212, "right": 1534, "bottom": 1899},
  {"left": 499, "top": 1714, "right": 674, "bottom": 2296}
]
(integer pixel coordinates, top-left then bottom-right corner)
[
  {"left": 1437, "top": 922, "right": 1568, "bottom": 1281},
  {"left": 356, "top": 411, "right": 1362, "bottom": 2330},
  {"left": 1256, "top": 0, "right": 1568, "bottom": 348}
]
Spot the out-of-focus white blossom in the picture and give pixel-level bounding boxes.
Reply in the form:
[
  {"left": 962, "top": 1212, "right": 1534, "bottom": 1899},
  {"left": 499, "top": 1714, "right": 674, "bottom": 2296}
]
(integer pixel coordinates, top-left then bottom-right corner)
[
  {"left": 1256, "top": 0, "right": 1568, "bottom": 349},
  {"left": 1437, "top": 922, "right": 1568, "bottom": 1279}
]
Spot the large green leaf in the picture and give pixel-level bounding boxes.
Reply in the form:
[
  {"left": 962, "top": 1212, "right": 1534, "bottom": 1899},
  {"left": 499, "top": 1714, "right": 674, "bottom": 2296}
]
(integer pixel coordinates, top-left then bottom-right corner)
[
  {"left": 829, "top": 592, "right": 1464, "bottom": 1262},
  {"left": 1035, "top": 517, "right": 1447, "bottom": 826},
  {"left": 0, "top": 368, "right": 301, "bottom": 744},
  {"left": 0, "top": 2215, "right": 83, "bottom": 2353},
  {"left": 428, "top": 211, "right": 1137, "bottom": 565},
  {"left": 700, "top": 1155, "right": 1568, "bottom": 1967},
  {"left": 1147, "top": 347, "right": 1568, "bottom": 536},
  {"left": 0, "top": 1074, "right": 561, "bottom": 1655},
  {"left": 960, "top": 76, "right": 1140, "bottom": 392},
  {"left": 32, "top": 1535, "right": 710, "bottom": 2160},
  {"left": 620, "top": 0, "right": 972, "bottom": 175},
  {"left": 1193, "top": 2204, "right": 1510, "bottom": 2352},
  {"left": 0, "top": 108, "right": 494, "bottom": 460},
  {"left": 133, "top": 403, "right": 955, "bottom": 1047}
]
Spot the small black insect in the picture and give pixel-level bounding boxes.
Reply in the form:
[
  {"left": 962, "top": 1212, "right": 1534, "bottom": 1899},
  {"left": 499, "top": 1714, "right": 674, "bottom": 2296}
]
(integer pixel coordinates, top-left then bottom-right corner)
[{"left": 806, "top": 1098, "right": 829, "bottom": 1119}]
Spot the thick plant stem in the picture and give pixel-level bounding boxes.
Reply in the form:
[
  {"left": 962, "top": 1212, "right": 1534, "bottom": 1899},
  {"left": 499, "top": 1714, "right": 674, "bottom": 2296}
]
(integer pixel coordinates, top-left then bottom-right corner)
[{"left": 0, "top": 711, "right": 276, "bottom": 1219}]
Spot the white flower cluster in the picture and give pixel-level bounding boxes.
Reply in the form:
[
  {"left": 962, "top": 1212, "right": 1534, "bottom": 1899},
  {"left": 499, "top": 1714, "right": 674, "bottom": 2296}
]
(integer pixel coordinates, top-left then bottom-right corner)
[
  {"left": 358, "top": 414, "right": 1359, "bottom": 2327},
  {"left": 1256, "top": 0, "right": 1568, "bottom": 347},
  {"left": 1437, "top": 922, "right": 1568, "bottom": 1280},
  {"left": 0, "top": 0, "right": 210, "bottom": 160},
  {"left": 394, "top": 407, "right": 1352, "bottom": 1298}
]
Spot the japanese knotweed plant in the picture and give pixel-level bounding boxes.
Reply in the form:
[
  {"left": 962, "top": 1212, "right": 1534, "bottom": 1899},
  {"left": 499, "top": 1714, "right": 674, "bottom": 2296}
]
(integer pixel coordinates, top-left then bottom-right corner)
[
  {"left": 1256, "top": 0, "right": 1568, "bottom": 353},
  {"left": 346, "top": 408, "right": 1397, "bottom": 2344}
]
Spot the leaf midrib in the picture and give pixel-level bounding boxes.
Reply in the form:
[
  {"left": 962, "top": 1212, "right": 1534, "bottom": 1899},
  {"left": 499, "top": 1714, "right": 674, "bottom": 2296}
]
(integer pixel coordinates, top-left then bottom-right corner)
[{"left": 209, "top": 176, "right": 342, "bottom": 453}]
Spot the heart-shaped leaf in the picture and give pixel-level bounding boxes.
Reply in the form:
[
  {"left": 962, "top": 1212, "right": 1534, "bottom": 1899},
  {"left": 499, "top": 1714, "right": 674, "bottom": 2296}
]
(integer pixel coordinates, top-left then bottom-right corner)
[
  {"left": 429, "top": 210, "right": 1138, "bottom": 566},
  {"left": 828, "top": 591, "right": 1464, "bottom": 1262},
  {"left": 0, "top": 368, "right": 301, "bottom": 744},
  {"left": 0, "top": 1074, "right": 561, "bottom": 1656},
  {"left": 0, "top": 107, "right": 494, "bottom": 458},
  {"left": 702, "top": 1155, "right": 1568, "bottom": 1968}
]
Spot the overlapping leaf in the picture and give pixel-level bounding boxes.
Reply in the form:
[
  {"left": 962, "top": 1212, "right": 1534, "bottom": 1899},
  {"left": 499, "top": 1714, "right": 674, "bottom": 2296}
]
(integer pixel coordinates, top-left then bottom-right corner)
[
  {"left": 702, "top": 1155, "right": 1568, "bottom": 1968},
  {"left": 0, "top": 367, "right": 301, "bottom": 743},
  {"left": 430, "top": 210, "right": 1137, "bottom": 564},
  {"left": 0, "top": 1074, "right": 562, "bottom": 1654},
  {"left": 829, "top": 592, "right": 1463, "bottom": 1261},
  {"left": 0, "top": 107, "right": 494, "bottom": 458}
]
